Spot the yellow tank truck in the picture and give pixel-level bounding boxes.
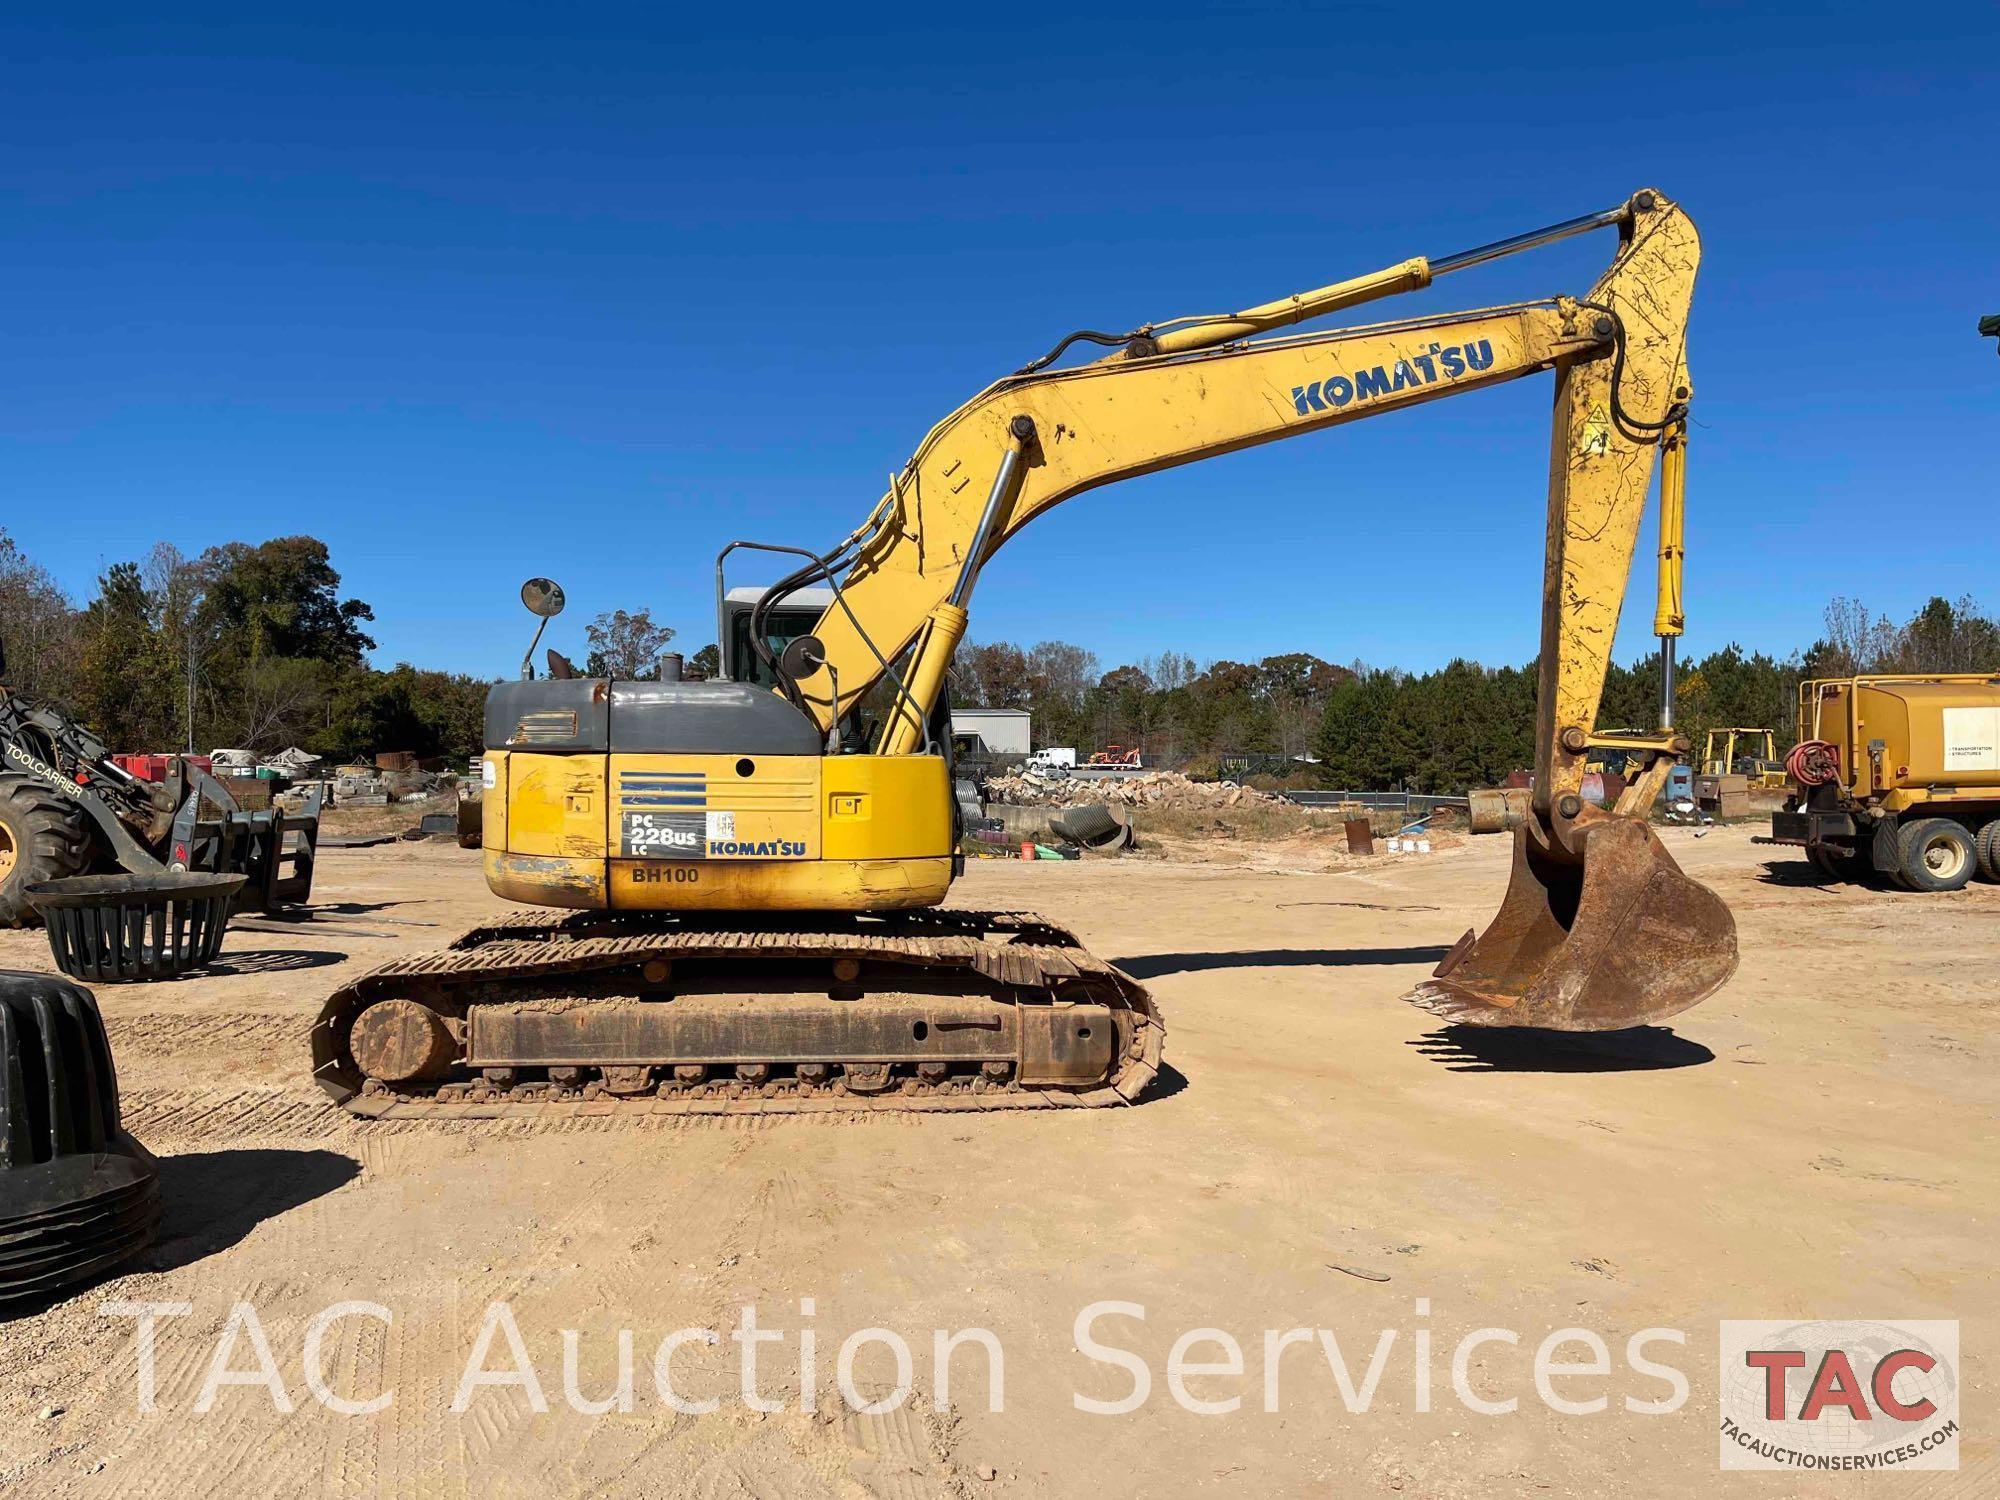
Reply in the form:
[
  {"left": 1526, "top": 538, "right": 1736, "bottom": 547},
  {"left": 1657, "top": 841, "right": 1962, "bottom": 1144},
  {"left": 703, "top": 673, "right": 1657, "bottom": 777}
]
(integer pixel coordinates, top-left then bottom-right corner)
[{"left": 1773, "top": 674, "right": 2000, "bottom": 890}]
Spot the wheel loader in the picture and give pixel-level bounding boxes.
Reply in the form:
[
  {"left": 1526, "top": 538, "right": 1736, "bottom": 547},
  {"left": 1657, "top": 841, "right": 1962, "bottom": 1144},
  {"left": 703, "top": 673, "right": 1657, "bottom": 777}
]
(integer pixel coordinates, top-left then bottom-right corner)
[
  {"left": 313, "top": 188, "right": 1739, "bottom": 1119},
  {"left": 0, "top": 644, "right": 321, "bottom": 926}
]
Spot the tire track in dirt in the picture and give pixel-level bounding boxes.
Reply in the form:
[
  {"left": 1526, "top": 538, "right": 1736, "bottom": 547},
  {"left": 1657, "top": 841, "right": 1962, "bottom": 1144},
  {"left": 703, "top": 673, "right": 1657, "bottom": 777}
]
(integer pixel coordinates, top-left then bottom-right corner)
[
  {"left": 105, "top": 1013, "right": 305, "bottom": 1058},
  {"left": 102, "top": 1288, "right": 326, "bottom": 1500},
  {"left": 122, "top": 1087, "right": 942, "bottom": 1149},
  {"left": 318, "top": 1299, "right": 393, "bottom": 1499},
  {"left": 434, "top": 1136, "right": 818, "bottom": 1492},
  {"left": 42, "top": 1082, "right": 984, "bottom": 1495},
  {"left": 744, "top": 1167, "right": 810, "bottom": 1257},
  {"left": 123, "top": 1086, "right": 350, "bottom": 1143},
  {"left": 429, "top": 1151, "right": 688, "bottom": 1488},
  {"left": 840, "top": 1402, "right": 962, "bottom": 1500},
  {"left": 468, "top": 1132, "right": 978, "bottom": 1496},
  {"left": 379, "top": 1287, "right": 475, "bottom": 1499}
]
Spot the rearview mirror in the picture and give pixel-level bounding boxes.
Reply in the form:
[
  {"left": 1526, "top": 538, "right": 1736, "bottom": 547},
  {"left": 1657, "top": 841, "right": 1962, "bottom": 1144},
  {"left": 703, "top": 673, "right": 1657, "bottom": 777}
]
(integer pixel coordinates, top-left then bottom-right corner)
[
  {"left": 519, "top": 579, "right": 567, "bottom": 680},
  {"left": 521, "top": 578, "right": 566, "bottom": 618}
]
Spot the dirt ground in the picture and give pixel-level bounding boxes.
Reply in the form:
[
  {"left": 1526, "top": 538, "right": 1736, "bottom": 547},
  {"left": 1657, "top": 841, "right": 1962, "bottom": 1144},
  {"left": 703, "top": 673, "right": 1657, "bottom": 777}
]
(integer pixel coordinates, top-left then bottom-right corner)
[{"left": 0, "top": 827, "right": 1990, "bottom": 1497}]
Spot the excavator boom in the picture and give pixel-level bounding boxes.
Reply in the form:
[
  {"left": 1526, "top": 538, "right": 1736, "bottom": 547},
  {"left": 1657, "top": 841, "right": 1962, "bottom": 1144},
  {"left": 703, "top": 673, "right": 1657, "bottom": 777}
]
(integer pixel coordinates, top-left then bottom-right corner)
[{"left": 790, "top": 191, "right": 1690, "bottom": 796}]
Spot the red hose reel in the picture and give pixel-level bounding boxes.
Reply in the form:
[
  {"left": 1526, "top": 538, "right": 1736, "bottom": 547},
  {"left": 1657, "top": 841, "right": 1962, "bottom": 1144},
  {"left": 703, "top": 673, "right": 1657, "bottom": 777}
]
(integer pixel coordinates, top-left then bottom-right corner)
[{"left": 1786, "top": 739, "right": 1842, "bottom": 787}]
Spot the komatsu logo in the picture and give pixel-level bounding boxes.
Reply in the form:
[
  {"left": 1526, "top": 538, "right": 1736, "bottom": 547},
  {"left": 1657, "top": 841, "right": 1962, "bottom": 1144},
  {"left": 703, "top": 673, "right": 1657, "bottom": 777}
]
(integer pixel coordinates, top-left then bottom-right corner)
[
  {"left": 1290, "top": 339, "right": 1494, "bottom": 416},
  {"left": 709, "top": 840, "right": 807, "bottom": 858}
]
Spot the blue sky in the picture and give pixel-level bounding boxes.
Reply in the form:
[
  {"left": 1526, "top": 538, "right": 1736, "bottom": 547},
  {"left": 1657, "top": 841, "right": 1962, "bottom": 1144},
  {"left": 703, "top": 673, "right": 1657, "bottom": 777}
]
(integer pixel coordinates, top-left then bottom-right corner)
[{"left": 2, "top": 4, "right": 1994, "bottom": 681}]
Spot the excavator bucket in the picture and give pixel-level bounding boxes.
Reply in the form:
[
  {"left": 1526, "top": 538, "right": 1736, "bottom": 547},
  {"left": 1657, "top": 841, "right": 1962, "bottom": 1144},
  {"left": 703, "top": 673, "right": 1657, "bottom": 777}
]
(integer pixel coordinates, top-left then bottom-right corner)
[{"left": 1406, "top": 813, "right": 1737, "bottom": 1030}]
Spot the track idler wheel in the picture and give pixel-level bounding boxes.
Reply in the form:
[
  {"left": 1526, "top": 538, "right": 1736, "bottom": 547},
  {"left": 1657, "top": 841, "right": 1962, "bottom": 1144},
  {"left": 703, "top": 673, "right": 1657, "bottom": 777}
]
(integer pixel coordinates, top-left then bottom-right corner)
[
  {"left": 1405, "top": 810, "right": 1737, "bottom": 1030},
  {"left": 349, "top": 999, "right": 459, "bottom": 1083}
]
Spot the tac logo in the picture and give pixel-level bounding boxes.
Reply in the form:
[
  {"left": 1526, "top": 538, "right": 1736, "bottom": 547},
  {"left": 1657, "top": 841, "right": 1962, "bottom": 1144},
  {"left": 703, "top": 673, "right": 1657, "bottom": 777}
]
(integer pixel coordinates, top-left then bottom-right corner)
[{"left": 1718, "top": 1320, "right": 1958, "bottom": 1472}]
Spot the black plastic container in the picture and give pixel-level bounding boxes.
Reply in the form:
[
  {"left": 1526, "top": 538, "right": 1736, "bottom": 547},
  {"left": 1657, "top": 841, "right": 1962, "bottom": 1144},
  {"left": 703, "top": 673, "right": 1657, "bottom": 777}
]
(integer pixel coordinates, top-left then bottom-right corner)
[
  {"left": 28, "top": 871, "right": 246, "bottom": 982},
  {"left": 0, "top": 971, "right": 161, "bottom": 1308}
]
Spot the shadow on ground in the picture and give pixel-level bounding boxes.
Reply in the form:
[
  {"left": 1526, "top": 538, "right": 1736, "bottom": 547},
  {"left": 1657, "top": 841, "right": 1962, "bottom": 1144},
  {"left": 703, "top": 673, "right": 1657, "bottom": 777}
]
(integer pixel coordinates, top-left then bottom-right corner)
[
  {"left": 1114, "top": 946, "right": 1453, "bottom": 980},
  {"left": 204, "top": 949, "right": 347, "bottom": 976},
  {"left": 1409, "top": 1025, "right": 1714, "bottom": 1073},
  {"left": 1274, "top": 900, "right": 1443, "bottom": 912},
  {"left": 1754, "top": 859, "right": 1903, "bottom": 893},
  {"left": 3, "top": 1149, "right": 362, "bottom": 1318},
  {"left": 255, "top": 900, "right": 410, "bottom": 919},
  {"left": 1754, "top": 859, "right": 1840, "bottom": 889},
  {"left": 147, "top": 1148, "right": 361, "bottom": 1272}
]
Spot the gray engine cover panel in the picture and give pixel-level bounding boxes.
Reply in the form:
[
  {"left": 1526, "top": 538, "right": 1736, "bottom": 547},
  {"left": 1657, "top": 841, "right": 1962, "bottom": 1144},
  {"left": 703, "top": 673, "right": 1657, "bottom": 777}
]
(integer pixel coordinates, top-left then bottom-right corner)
[{"left": 485, "top": 679, "right": 821, "bottom": 756}]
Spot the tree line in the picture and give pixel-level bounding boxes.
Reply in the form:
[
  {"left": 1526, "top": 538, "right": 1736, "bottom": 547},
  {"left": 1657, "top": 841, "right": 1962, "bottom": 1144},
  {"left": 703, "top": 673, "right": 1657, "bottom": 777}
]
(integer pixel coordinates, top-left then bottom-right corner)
[
  {"left": 1, "top": 530, "right": 492, "bottom": 762},
  {"left": 5, "top": 526, "right": 1992, "bottom": 788},
  {"left": 954, "top": 641, "right": 1355, "bottom": 768},
  {"left": 0, "top": 529, "right": 707, "bottom": 764},
  {"left": 956, "top": 593, "right": 2000, "bottom": 793}
]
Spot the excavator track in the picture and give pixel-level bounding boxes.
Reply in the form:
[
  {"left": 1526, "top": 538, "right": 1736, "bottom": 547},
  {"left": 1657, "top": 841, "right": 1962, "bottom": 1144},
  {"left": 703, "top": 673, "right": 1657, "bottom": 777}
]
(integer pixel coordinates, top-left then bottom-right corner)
[{"left": 311, "top": 908, "right": 1163, "bottom": 1120}]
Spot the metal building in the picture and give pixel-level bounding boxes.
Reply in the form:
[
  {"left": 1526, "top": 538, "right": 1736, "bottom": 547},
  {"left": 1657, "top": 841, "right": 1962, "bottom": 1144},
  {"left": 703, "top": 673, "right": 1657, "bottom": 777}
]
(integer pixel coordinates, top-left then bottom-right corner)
[{"left": 949, "top": 707, "right": 1031, "bottom": 756}]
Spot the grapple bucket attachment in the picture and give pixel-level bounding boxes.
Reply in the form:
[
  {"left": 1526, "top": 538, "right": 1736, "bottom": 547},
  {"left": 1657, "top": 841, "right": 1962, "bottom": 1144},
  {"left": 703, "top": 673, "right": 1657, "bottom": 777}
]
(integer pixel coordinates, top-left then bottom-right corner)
[{"left": 1406, "top": 813, "right": 1736, "bottom": 1030}]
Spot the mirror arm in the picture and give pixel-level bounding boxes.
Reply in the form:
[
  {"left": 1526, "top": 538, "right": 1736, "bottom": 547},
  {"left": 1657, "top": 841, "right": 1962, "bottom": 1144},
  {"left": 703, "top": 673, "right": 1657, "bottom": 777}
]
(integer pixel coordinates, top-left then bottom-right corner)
[{"left": 520, "top": 616, "right": 550, "bottom": 681}]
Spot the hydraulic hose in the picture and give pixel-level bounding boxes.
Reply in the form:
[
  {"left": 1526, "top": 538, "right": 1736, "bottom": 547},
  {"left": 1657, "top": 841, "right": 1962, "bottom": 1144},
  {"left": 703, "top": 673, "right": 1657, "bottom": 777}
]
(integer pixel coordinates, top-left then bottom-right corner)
[{"left": 1786, "top": 740, "right": 1841, "bottom": 787}]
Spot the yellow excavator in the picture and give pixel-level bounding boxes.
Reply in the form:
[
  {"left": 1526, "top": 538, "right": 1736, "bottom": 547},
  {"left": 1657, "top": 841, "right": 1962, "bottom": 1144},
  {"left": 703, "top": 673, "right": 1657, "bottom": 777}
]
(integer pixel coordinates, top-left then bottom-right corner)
[{"left": 313, "top": 188, "right": 1738, "bottom": 1118}]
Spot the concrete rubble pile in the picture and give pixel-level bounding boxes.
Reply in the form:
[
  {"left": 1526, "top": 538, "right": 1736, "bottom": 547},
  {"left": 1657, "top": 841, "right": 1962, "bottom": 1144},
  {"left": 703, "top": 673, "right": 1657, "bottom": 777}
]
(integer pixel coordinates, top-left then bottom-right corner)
[
  {"left": 206, "top": 750, "right": 464, "bottom": 812},
  {"left": 985, "top": 766, "right": 1288, "bottom": 810},
  {"left": 324, "top": 765, "right": 456, "bottom": 807}
]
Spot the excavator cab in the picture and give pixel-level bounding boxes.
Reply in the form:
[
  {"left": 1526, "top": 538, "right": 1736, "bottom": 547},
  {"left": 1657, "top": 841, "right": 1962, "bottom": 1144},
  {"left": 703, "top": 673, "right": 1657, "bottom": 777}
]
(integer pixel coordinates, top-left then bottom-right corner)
[{"left": 721, "top": 586, "right": 830, "bottom": 689}]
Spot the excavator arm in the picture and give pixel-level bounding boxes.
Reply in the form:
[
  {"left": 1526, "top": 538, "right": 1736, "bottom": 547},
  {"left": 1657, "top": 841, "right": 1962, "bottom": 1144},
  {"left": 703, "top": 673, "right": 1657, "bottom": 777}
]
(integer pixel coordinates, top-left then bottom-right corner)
[
  {"left": 791, "top": 193, "right": 1693, "bottom": 794},
  {"left": 769, "top": 187, "right": 1735, "bottom": 1030}
]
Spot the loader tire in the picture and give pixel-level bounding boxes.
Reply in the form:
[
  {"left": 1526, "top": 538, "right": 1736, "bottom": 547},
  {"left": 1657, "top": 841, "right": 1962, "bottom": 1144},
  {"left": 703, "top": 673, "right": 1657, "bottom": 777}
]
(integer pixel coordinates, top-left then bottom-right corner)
[
  {"left": 1976, "top": 820, "right": 2000, "bottom": 883},
  {"left": 0, "top": 775, "right": 92, "bottom": 928},
  {"left": 1895, "top": 817, "right": 1976, "bottom": 894}
]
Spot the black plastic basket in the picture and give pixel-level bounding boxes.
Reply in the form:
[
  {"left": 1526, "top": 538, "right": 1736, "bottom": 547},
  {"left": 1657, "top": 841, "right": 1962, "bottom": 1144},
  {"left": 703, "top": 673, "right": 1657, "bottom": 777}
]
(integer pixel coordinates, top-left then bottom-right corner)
[
  {"left": 27, "top": 872, "right": 246, "bottom": 982},
  {"left": 0, "top": 971, "right": 161, "bottom": 1308}
]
